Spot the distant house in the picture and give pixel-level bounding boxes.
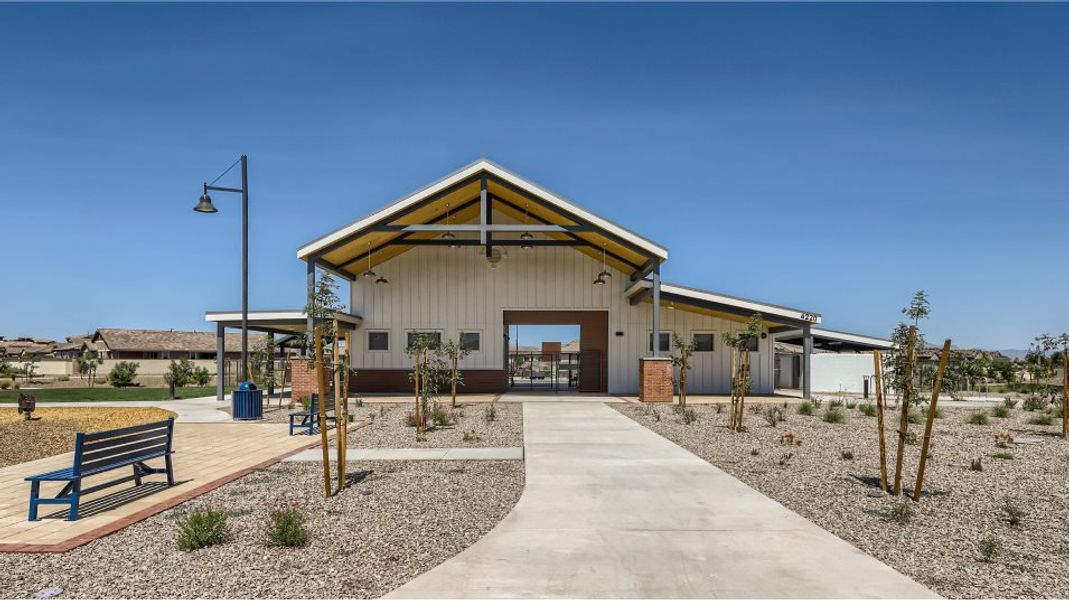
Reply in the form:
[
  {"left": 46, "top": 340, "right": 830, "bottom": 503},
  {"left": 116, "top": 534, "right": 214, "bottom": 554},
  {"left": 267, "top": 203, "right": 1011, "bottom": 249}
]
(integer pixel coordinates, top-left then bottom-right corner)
[
  {"left": 0, "top": 337, "right": 56, "bottom": 358},
  {"left": 53, "top": 334, "right": 92, "bottom": 359},
  {"left": 89, "top": 328, "right": 260, "bottom": 360}
]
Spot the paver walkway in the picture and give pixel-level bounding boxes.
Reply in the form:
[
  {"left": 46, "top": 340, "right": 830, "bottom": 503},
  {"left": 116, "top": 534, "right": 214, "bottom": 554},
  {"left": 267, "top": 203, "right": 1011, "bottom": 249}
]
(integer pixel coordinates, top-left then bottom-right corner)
[
  {"left": 285, "top": 447, "right": 523, "bottom": 461},
  {"left": 389, "top": 401, "right": 937, "bottom": 599},
  {"left": 0, "top": 422, "right": 315, "bottom": 552}
]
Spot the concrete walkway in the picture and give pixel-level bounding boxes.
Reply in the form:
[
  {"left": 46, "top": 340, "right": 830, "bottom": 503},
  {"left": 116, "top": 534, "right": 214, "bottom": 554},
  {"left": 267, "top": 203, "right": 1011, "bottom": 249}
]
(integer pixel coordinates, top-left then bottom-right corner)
[
  {"left": 389, "top": 401, "right": 936, "bottom": 599},
  {"left": 28, "top": 395, "right": 233, "bottom": 423},
  {"left": 284, "top": 447, "right": 523, "bottom": 461}
]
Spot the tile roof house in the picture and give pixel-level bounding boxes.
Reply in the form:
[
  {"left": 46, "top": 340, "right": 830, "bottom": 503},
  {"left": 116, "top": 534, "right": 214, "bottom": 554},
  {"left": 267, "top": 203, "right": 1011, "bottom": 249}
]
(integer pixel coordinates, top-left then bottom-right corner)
[{"left": 90, "top": 328, "right": 262, "bottom": 360}]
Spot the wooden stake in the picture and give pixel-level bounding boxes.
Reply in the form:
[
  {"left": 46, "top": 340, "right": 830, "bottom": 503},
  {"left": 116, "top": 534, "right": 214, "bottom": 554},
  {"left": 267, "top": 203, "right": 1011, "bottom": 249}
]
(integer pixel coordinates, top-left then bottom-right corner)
[
  {"left": 914, "top": 339, "right": 951, "bottom": 502},
  {"left": 873, "top": 350, "right": 889, "bottom": 493},
  {"left": 451, "top": 352, "right": 458, "bottom": 409},
  {"left": 892, "top": 325, "right": 916, "bottom": 496},
  {"left": 737, "top": 350, "right": 750, "bottom": 430},
  {"left": 333, "top": 319, "right": 343, "bottom": 493},
  {"left": 729, "top": 349, "right": 737, "bottom": 429},
  {"left": 314, "top": 326, "right": 331, "bottom": 498},
  {"left": 413, "top": 349, "right": 422, "bottom": 435},
  {"left": 1062, "top": 348, "right": 1068, "bottom": 438}
]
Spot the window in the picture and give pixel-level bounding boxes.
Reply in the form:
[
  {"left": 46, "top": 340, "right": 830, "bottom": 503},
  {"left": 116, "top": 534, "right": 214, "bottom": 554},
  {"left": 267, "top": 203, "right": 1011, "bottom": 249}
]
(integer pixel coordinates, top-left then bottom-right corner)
[
  {"left": 367, "top": 331, "right": 390, "bottom": 352},
  {"left": 746, "top": 335, "right": 760, "bottom": 352},
  {"left": 406, "top": 330, "right": 442, "bottom": 350},
  {"left": 693, "top": 332, "right": 715, "bottom": 352},
  {"left": 460, "top": 331, "right": 481, "bottom": 352},
  {"left": 648, "top": 331, "right": 671, "bottom": 353}
]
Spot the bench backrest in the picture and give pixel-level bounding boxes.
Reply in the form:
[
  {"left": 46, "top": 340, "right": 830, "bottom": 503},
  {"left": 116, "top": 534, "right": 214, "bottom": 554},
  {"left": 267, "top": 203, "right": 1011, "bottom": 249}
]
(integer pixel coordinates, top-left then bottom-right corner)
[
  {"left": 73, "top": 418, "right": 175, "bottom": 477},
  {"left": 309, "top": 393, "right": 336, "bottom": 414}
]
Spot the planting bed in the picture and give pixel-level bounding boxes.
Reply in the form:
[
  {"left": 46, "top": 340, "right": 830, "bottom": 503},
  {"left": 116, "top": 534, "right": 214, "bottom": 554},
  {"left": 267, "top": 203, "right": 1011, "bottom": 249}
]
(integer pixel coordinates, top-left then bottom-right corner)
[
  {"left": 0, "top": 407, "right": 177, "bottom": 468},
  {"left": 348, "top": 401, "right": 523, "bottom": 448},
  {"left": 0, "top": 459, "right": 524, "bottom": 599},
  {"left": 616, "top": 400, "right": 1069, "bottom": 599}
]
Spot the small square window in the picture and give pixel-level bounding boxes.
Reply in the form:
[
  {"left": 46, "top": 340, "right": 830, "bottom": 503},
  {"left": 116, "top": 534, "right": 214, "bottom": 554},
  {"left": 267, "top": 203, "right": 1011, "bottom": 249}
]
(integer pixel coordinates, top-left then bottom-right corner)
[
  {"left": 693, "top": 333, "right": 714, "bottom": 352},
  {"left": 460, "top": 331, "right": 481, "bottom": 352},
  {"left": 648, "top": 332, "right": 671, "bottom": 353},
  {"left": 368, "top": 331, "right": 389, "bottom": 352},
  {"left": 746, "top": 335, "right": 760, "bottom": 352},
  {"left": 406, "top": 331, "right": 442, "bottom": 350}
]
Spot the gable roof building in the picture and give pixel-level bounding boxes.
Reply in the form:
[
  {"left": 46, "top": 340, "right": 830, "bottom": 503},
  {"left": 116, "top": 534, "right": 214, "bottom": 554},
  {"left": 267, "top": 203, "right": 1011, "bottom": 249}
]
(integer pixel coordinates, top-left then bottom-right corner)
[{"left": 90, "top": 328, "right": 262, "bottom": 360}]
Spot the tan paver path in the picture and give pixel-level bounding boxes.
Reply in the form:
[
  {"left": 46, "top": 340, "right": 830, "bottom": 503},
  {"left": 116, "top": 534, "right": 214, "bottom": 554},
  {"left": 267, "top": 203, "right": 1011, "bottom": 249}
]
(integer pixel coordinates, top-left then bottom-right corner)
[{"left": 0, "top": 422, "right": 317, "bottom": 552}]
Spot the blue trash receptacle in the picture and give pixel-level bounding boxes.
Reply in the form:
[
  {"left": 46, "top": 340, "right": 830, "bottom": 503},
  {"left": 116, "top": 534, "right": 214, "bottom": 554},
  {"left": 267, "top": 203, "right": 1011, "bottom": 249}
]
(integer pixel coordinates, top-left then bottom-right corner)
[{"left": 232, "top": 381, "right": 263, "bottom": 420}]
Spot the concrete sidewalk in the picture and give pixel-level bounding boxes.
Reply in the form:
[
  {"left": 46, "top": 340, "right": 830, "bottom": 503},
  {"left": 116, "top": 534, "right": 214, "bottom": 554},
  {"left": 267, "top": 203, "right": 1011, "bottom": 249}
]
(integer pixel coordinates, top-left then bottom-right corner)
[
  {"left": 389, "top": 401, "right": 936, "bottom": 599},
  {"left": 284, "top": 447, "right": 523, "bottom": 461},
  {"left": 35, "top": 395, "right": 231, "bottom": 423}
]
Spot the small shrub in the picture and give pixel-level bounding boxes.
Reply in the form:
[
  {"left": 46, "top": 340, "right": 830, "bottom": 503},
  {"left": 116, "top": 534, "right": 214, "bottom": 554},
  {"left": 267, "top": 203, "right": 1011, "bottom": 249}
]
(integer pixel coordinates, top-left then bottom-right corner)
[
  {"left": 404, "top": 411, "right": 419, "bottom": 427},
  {"left": 994, "top": 432, "right": 1014, "bottom": 448},
  {"left": 828, "top": 399, "right": 844, "bottom": 409},
  {"left": 905, "top": 431, "right": 919, "bottom": 445},
  {"left": 811, "top": 397, "right": 823, "bottom": 408},
  {"left": 714, "top": 403, "right": 724, "bottom": 414},
  {"left": 379, "top": 405, "right": 387, "bottom": 417},
  {"left": 265, "top": 508, "right": 308, "bottom": 547},
  {"left": 886, "top": 502, "right": 915, "bottom": 524},
  {"left": 991, "top": 405, "right": 1010, "bottom": 419},
  {"left": 822, "top": 408, "right": 845, "bottom": 424},
  {"left": 1029, "top": 413, "right": 1054, "bottom": 426},
  {"left": 431, "top": 406, "right": 455, "bottom": 427},
  {"left": 651, "top": 408, "right": 661, "bottom": 422},
  {"left": 778, "top": 452, "right": 793, "bottom": 466},
  {"left": 763, "top": 406, "right": 785, "bottom": 427},
  {"left": 858, "top": 403, "right": 877, "bottom": 417},
  {"left": 970, "top": 457, "right": 984, "bottom": 471},
  {"left": 750, "top": 448, "right": 759, "bottom": 456},
  {"left": 176, "top": 509, "right": 229, "bottom": 551},
  {"left": 978, "top": 536, "right": 1001, "bottom": 562},
  {"left": 906, "top": 409, "right": 923, "bottom": 425},
  {"left": 680, "top": 408, "right": 698, "bottom": 425},
  {"left": 1023, "top": 396, "right": 1047, "bottom": 412},
  {"left": 845, "top": 399, "right": 858, "bottom": 410},
  {"left": 840, "top": 450, "right": 854, "bottom": 460},
  {"left": 462, "top": 430, "right": 481, "bottom": 442},
  {"left": 1003, "top": 397, "right": 1018, "bottom": 409},
  {"left": 992, "top": 452, "right": 1014, "bottom": 460},
  {"left": 107, "top": 361, "right": 140, "bottom": 387},
  {"left": 415, "top": 432, "right": 427, "bottom": 443},
  {"left": 191, "top": 366, "right": 212, "bottom": 386},
  {"left": 299, "top": 395, "right": 311, "bottom": 411},
  {"left": 55, "top": 375, "right": 70, "bottom": 382},
  {"left": 0, "top": 380, "right": 9, "bottom": 390},
  {"left": 797, "top": 401, "right": 815, "bottom": 416},
  {"left": 1001, "top": 499, "right": 1026, "bottom": 527},
  {"left": 484, "top": 405, "right": 497, "bottom": 423},
  {"left": 968, "top": 411, "right": 990, "bottom": 426}
]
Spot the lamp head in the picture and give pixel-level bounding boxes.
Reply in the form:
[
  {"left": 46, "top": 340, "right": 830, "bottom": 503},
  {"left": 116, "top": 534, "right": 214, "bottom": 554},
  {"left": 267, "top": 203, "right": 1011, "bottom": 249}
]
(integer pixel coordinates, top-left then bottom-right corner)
[{"left": 194, "top": 187, "right": 218, "bottom": 213}]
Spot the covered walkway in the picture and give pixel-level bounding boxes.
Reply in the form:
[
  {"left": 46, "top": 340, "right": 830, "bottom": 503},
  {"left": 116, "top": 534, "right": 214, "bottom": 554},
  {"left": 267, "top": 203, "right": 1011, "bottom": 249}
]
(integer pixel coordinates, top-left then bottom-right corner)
[{"left": 389, "top": 401, "right": 935, "bottom": 599}]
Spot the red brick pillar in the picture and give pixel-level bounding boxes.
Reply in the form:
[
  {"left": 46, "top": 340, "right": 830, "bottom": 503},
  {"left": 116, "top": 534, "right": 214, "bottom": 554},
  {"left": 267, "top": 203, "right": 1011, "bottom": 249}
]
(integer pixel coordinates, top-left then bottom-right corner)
[
  {"left": 290, "top": 358, "right": 318, "bottom": 406},
  {"left": 639, "top": 357, "right": 674, "bottom": 403}
]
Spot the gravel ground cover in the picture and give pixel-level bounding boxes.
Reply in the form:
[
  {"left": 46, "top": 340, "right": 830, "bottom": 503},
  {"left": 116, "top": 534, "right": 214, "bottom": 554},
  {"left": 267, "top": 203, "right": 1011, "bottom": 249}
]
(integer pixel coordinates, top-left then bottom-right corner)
[
  {"left": 0, "top": 459, "right": 524, "bottom": 599},
  {"left": 0, "top": 407, "right": 177, "bottom": 468},
  {"left": 348, "top": 402, "right": 522, "bottom": 448},
  {"left": 615, "top": 400, "right": 1069, "bottom": 598}
]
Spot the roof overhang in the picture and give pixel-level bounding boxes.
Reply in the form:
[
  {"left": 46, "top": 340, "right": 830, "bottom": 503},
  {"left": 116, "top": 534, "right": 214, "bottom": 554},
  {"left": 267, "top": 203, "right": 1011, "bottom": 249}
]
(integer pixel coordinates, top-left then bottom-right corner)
[
  {"left": 296, "top": 159, "right": 668, "bottom": 279},
  {"left": 625, "top": 280, "right": 822, "bottom": 328},
  {"left": 204, "top": 310, "right": 361, "bottom": 336},
  {"left": 773, "top": 327, "right": 891, "bottom": 352}
]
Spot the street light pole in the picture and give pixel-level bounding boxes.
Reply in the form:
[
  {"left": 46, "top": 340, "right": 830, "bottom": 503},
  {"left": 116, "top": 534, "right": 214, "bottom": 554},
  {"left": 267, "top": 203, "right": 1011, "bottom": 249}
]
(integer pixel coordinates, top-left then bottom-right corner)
[{"left": 195, "top": 154, "right": 250, "bottom": 382}]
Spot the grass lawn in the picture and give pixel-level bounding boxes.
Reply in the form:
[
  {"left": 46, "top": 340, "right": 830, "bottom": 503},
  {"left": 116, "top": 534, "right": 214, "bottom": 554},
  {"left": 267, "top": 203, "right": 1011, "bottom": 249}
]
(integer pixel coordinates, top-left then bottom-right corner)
[{"left": 0, "top": 386, "right": 220, "bottom": 403}]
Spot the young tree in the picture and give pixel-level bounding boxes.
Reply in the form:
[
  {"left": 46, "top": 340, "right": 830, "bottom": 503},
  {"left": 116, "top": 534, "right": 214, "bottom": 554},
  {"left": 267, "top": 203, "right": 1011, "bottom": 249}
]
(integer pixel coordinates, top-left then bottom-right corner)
[
  {"left": 20, "top": 353, "right": 39, "bottom": 383},
  {"left": 251, "top": 335, "right": 279, "bottom": 388},
  {"left": 721, "top": 313, "right": 764, "bottom": 431},
  {"left": 303, "top": 273, "right": 345, "bottom": 357},
  {"left": 671, "top": 332, "right": 694, "bottom": 408},
  {"left": 1036, "top": 333, "right": 1069, "bottom": 437},
  {"left": 439, "top": 335, "right": 473, "bottom": 408},
  {"left": 75, "top": 351, "right": 104, "bottom": 388},
  {"left": 889, "top": 290, "right": 931, "bottom": 496},
  {"left": 163, "top": 358, "right": 195, "bottom": 397},
  {"left": 406, "top": 333, "right": 447, "bottom": 434},
  {"left": 107, "top": 361, "right": 140, "bottom": 388}
]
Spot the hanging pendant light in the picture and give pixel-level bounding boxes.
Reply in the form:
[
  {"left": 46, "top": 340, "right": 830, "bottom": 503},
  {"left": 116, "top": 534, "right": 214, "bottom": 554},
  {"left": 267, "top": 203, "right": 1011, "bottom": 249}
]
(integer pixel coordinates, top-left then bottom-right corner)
[
  {"left": 362, "top": 243, "right": 377, "bottom": 279},
  {"left": 597, "top": 244, "right": 612, "bottom": 279},
  {"left": 375, "top": 274, "right": 389, "bottom": 285},
  {"left": 443, "top": 203, "right": 461, "bottom": 248},
  {"left": 520, "top": 203, "right": 534, "bottom": 249}
]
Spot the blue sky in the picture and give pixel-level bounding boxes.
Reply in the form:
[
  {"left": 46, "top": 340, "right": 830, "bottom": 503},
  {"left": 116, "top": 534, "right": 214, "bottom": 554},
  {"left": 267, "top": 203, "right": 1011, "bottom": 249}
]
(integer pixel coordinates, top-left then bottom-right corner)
[{"left": 1, "top": 3, "right": 1067, "bottom": 349}]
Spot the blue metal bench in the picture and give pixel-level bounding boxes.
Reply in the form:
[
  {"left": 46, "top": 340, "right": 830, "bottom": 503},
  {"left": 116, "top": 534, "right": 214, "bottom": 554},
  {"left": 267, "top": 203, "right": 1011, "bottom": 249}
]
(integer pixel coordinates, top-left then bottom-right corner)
[
  {"left": 25, "top": 418, "right": 176, "bottom": 521},
  {"left": 289, "top": 393, "right": 336, "bottom": 436}
]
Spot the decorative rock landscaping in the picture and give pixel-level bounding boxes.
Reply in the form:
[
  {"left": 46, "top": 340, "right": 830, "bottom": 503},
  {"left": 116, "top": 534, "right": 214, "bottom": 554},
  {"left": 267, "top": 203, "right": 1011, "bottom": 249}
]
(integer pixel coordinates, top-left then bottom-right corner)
[{"left": 348, "top": 402, "right": 522, "bottom": 449}]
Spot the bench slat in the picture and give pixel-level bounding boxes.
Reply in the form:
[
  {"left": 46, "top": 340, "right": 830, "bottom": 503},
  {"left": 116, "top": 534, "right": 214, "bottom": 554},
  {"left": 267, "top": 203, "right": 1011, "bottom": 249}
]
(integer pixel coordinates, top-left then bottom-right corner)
[
  {"left": 83, "top": 419, "right": 171, "bottom": 442},
  {"left": 80, "top": 437, "right": 169, "bottom": 463},
  {"left": 81, "top": 445, "right": 170, "bottom": 474},
  {"left": 81, "top": 428, "right": 170, "bottom": 453}
]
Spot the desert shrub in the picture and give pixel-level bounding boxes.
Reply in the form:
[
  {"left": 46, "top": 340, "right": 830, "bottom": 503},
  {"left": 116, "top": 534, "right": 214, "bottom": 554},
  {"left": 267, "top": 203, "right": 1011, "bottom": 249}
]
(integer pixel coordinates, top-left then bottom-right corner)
[
  {"left": 811, "top": 397, "right": 823, "bottom": 408},
  {"left": 164, "top": 359, "right": 194, "bottom": 389},
  {"left": 404, "top": 411, "right": 419, "bottom": 427},
  {"left": 885, "top": 502, "right": 915, "bottom": 524},
  {"left": 750, "top": 448, "right": 759, "bottom": 456},
  {"left": 55, "top": 375, "right": 70, "bottom": 382},
  {"left": 822, "top": 408, "right": 845, "bottom": 424},
  {"left": 828, "top": 399, "right": 844, "bottom": 409},
  {"left": 763, "top": 406, "right": 785, "bottom": 427},
  {"left": 484, "top": 405, "right": 497, "bottom": 423},
  {"left": 1029, "top": 413, "right": 1054, "bottom": 426},
  {"left": 1003, "top": 397, "right": 1018, "bottom": 409},
  {"left": 680, "top": 408, "right": 698, "bottom": 425},
  {"left": 905, "top": 431, "right": 919, "bottom": 445},
  {"left": 968, "top": 411, "right": 990, "bottom": 426},
  {"left": 992, "top": 452, "right": 1014, "bottom": 460},
  {"left": 462, "top": 430, "right": 481, "bottom": 442},
  {"left": 906, "top": 409, "right": 923, "bottom": 425},
  {"left": 265, "top": 508, "right": 308, "bottom": 547},
  {"left": 107, "top": 361, "right": 140, "bottom": 387},
  {"left": 778, "top": 452, "right": 793, "bottom": 466},
  {"left": 1001, "top": 499, "right": 1026, "bottom": 526},
  {"left": 970, "top": 457, "right": 984, "bottom": 471},
  {"left": 978, "top": 536, "right": 1001, "bottom": 562},
  {"left": 431, "top": 405, "right": 455, "bottom": 427},
  {"left": 176, "top": 509, "right": 229, "bottom": 551},
  {"left": 299, "top": 395, "right": 311, "bottom": 411},
  {"left": 1022, "top": 396, "right": 1047, "bottom": 412},
  {"left": 991, "top": 405, "right": 1010, "bottom": 419},
  {"left": 797, "top": 401, "right": 815, "bottom": 416},
  {"left": 845, "top": 399, "right": 858, "bottom": 410},
  {"left": 858, "top": 403, "right": 877, "bottom": 417},
  {"left": 714, "top": 403, "right": 724, "bottom": 414},
  {"left": 1051, "top": 404, "right": 1064, "bottom": 419},
  {"left": 191, "top": 366, "right": 212, "bottom": 386},
  {"left": 651, "top": 408, "right": 661, "bottom": 422},
  {"left": 994, "top": 432, "right": 1014, "bottom": 448},
  {"left": 0, "top": 381, "right": 8, "bottom": 390},
  {"left": 840, "top": 450, "right": 854, "bottom": 460}
]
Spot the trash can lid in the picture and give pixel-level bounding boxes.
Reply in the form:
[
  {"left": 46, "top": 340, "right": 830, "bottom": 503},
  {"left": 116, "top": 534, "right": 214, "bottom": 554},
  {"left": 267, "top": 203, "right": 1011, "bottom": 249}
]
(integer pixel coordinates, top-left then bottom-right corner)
[{"left": 237, "top": 381, "right": 258, "bottom": 391}]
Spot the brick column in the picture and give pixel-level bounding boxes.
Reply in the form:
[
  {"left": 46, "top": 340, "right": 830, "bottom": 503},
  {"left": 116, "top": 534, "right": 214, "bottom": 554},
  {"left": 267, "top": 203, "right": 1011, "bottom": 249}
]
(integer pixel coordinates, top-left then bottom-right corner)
[
  {"left": 639, "top": 357, "right": 674, "bottom": 403},
  {"left": 290, "top": 358, "right": 318, "bottom": 406}
]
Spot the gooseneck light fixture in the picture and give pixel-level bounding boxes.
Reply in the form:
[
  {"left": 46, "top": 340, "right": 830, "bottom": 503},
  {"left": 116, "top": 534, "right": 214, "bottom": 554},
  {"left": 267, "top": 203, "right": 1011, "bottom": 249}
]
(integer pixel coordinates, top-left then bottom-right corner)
[
  {"left": 362, "top": 243, "right": 377, "bottom": 279},
  {"left": 593, "top": 245, "right": 608, "bottom": 286},
  {"left": 519, "top": 203, "right": 534, "bottom": 250},
  {"left": 442, "top": 203, "right": 457, "bottom": 243}
]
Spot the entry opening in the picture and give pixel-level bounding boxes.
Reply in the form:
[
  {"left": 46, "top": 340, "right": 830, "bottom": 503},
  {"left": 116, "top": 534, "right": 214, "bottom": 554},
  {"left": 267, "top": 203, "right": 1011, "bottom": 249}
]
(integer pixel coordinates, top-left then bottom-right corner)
[{"left": 507, "top": 324, "right": 582, "bottom": 391}]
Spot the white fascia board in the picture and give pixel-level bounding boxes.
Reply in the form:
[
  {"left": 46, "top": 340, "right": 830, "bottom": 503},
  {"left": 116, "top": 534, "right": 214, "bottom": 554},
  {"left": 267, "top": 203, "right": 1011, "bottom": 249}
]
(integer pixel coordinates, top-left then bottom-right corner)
[
  {"left": 652, "top": 281, "right": 822, "bottom": 324},
  {"left": 205, "top": 310, "right": 362, "bottom": 326},
  {"left": 296, "top": 159, "right": 669, "bottom": 261},
  {"left": 773, "top": 327, "right": 891, "bottom": 349}
]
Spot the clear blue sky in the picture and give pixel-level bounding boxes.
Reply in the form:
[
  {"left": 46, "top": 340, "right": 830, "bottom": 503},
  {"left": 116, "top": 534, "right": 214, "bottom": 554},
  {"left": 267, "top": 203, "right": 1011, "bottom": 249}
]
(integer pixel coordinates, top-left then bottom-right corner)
[{"left": 2, "top": 3, "right": 1067, "bottom": 350}]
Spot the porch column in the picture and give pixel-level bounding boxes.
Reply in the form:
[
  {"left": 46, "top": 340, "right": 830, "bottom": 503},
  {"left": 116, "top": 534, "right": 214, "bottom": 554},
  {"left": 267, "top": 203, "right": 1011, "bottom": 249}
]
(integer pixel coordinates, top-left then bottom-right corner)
[
  {"left": 651, "top": 263, "right": 661, "bottom": 357},
  {"left": 802, "top": 324, "right": 813, "bottom": 399},
  {"left": 215, "top": 323, "right": 225, "bottom": 403},
  {"left": 306, "top": 259, "right": 315, "bottom": 356},
  {"left": 267, "top": 332, "right": 275, "bottom": 399}
]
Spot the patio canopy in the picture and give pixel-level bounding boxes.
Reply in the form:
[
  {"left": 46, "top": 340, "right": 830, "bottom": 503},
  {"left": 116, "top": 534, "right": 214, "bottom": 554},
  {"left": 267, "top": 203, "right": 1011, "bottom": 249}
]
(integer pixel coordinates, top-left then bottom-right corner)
[
  {"left": 772, "top": 327, "right": 890, "bottom": 352},
  {"left": 204, "top": 310, "right": 361, "bottom": 336},
  {"left": 296, "top": 159, "right": 669, "bottom": 280}
]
